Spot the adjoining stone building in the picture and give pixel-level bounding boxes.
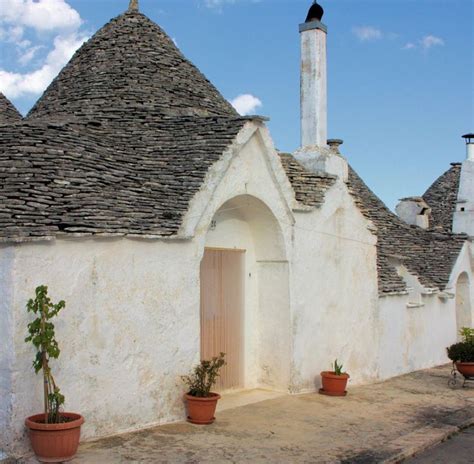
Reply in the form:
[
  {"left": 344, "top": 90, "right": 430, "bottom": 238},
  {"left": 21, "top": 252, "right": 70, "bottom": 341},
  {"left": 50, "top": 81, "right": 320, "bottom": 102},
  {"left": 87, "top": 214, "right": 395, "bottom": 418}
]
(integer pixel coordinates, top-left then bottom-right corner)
[{"left": 1, "top": 1, "right": 472, "bottom": 458}]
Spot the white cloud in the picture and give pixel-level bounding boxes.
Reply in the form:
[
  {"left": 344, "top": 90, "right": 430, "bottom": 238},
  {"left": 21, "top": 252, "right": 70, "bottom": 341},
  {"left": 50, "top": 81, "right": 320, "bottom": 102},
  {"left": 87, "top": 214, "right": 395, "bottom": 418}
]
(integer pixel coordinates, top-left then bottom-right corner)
[
  {"left": 420, "top": 35, "right": 444, "bottom": 49},
  {"left": 18, "top": 45, "right": 43, "bottom": 65},
  {"left": 0, "top": 0, "right": 82, "bottom": 32},
  {"left": 203, "top": 0, "right": 260, "bottom": 10},
  {"left": 353, "top": 26, "right": 383, "bottom": 42},
  {"left": 230, "top": 94, "right": 262, "bottom": 116},
  {"left": 0, "top": 31, "right": 88, "bottom": 98},
  {"left": 402, "top": 35, "right": 445, "bottom": 51},
  {"left": 204, "top": 0, "right": 236, "bottom": 8},
  {"left": 0, "top": 0, "right": 88, "bottom": 99},
  {"left": 8, "top": 25, "right": 24, "bottom": 41}
]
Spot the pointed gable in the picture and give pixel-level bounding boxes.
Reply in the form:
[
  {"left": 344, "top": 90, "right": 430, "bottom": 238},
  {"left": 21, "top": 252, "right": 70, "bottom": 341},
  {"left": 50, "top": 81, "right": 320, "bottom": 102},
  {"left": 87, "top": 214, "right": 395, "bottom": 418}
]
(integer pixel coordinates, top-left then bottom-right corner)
[
  {"left": 0, "top": 93, "right": 22, "bottom": 124},
  {"left": 27, "top": 10, "right": 237, "bottom": 122}
]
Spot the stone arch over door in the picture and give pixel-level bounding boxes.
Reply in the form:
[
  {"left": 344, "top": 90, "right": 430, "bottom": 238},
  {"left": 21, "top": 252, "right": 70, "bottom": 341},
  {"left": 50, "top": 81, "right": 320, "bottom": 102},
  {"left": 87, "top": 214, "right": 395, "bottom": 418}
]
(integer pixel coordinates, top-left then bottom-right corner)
[
  {"left": 455, "top": 272, "right": 472, "bottom": 338},
  {"left": 200, "top": 194, "right": 291, "bottom": 392}
]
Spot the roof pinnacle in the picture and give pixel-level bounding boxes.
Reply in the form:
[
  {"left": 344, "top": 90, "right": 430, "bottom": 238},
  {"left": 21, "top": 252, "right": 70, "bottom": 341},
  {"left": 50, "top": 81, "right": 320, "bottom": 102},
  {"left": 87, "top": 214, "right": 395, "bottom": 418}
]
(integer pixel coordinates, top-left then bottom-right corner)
[{"left": 128, "top": 0, "right": 139, "bottom": 12}]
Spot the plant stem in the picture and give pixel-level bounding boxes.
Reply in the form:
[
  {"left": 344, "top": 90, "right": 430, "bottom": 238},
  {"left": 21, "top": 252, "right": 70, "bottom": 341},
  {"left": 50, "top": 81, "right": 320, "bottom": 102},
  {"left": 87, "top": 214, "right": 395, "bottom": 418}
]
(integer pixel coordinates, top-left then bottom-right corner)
[{"left": 41, "top": 301, "right": 49, "bottom": 423}]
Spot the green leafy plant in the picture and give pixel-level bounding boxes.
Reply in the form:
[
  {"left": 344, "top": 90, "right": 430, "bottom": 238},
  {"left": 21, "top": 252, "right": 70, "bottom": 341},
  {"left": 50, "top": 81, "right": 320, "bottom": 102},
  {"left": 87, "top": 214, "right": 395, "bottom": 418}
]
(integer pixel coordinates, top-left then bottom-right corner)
[
  {"left": 447, "top": 342, "right": 474, "bottom": 363},
  {"left": 459, "top": 327, "right": 474, "bottom": 344},
  {"left": 447, "top": 327, "right": 474, "bottom": 363},
  {"left": 182, "top": 353, "right": 226, "bottom": 397},
  {"left": 25, "top": 285, "right": 66, "bottom": 424},
  {"left": 333, "top": 359, "right": 345, "bottom": 376}
]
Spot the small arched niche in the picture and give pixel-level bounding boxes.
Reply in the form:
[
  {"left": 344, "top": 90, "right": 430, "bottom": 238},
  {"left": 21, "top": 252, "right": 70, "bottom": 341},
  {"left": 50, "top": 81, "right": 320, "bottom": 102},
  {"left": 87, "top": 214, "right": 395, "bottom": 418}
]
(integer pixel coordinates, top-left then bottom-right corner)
[
  {"left": 200, "top": 195, "right": 290, "bottom": 392},
  {"left": 455, "top": 272, "right": 472, "bottom": 339}
]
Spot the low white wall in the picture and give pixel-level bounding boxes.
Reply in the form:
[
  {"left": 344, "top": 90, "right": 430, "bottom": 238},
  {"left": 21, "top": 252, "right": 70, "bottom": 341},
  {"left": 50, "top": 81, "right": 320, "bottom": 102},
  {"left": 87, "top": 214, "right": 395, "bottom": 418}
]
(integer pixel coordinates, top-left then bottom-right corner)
[
  {"left": 257, "top": 261, "right": 291, "bottom": 390},
  {"left": 6, "top": 238, "right": 201, "bottom": 456},
  {"left": 377, "top": 293, "right": 456, "bottom": 380},
  {"left": 0, "top": 247, "right": 14, "bottom": 455},
  {"left": 378, "top": 242, "right": 473, "bottom": 380},
  {"left": 290, "top": 182, "right": 380, "bottom": 392}
]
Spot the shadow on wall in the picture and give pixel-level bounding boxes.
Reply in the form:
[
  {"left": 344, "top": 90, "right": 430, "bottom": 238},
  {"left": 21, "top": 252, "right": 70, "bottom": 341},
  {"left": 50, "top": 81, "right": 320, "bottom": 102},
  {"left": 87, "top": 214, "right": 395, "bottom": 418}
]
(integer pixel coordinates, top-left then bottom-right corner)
[{"left": 456, "top": 272, "right": 472, "bottom": 339}]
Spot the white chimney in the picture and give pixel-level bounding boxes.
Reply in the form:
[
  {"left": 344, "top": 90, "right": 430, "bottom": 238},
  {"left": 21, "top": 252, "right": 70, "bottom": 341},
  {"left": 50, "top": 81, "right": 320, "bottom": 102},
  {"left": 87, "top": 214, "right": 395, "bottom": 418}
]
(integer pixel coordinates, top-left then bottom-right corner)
[
  {"left": 396, "top": 197, "right": 431, "bottom": 229},
  {"left": 300, "top": 2, "right": 327, "bottom": 148},
  {"left": 453, "top": 133, "right": 474, "bottom": 236},
  {"left": 463, "top": 133, "right": 474, "bottom": 161},
  {"left": 294, "top": 1, "right": 348, "bottom": 182}
]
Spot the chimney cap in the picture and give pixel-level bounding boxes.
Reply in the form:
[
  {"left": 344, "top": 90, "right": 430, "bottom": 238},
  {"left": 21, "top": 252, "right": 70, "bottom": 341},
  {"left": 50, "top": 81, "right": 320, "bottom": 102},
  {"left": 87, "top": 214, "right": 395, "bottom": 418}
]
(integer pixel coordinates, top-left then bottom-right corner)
[
  {"left": 305, "top": 1, "right": 324, "bottom": 23},
  {"left": 462, "top": 133, "right": 474, "bottom": 142}
]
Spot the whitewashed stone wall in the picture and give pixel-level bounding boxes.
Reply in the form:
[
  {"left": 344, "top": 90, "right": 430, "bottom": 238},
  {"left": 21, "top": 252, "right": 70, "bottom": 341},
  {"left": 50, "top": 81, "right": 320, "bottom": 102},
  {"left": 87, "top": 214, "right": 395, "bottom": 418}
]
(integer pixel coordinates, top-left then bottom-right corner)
[
  {"left": 0, "top": 247, "right": 14, "bottom": 455},
  {"left": 377, "top": 241, "right": 473, "bottom": 380},
  {"left": 289, "top": 181, "right": 380, "bottom": 391},
  {"left": 2, "top": 238, "right": 202, "bottom": 456}
]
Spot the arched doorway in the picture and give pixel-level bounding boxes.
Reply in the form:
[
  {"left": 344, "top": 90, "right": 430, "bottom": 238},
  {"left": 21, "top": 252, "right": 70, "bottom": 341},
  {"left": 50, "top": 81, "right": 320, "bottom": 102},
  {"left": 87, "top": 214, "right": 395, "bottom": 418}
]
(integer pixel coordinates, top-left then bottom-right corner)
[
  {"left": 200, "top": 195, "right": 290, "bottom": 392},
  {"left": 455, "top": 272, "right": 472, "bottom": 339}
]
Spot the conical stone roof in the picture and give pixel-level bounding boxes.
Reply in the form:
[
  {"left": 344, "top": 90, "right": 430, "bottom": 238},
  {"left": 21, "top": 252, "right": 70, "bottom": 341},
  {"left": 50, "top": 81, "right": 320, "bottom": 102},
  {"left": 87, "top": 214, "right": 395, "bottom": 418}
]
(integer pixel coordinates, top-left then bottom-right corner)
[
  {"left": 423, "top": 163, "right": 461, "bottom": 233},
  {"left": 27, "top": 10, "right": 237, "bottom": 122},
  {"left": 0, "top": 93, "right": 22, "bottom": 123}
]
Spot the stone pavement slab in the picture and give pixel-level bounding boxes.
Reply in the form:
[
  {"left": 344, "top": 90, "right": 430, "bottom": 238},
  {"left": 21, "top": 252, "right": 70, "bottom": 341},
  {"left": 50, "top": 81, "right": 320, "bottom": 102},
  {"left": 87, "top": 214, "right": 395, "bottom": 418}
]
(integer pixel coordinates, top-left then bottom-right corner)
[{"left": 15, "top": 365, "right": 474, "bottom": 464}]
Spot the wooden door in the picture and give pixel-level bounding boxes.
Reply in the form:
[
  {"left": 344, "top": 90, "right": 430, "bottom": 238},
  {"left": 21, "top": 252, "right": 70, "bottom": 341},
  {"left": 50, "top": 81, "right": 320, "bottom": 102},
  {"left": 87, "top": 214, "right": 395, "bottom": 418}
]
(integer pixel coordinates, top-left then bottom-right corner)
[{"left": 200, "top": 248, "right": 245, "bottom": 391}]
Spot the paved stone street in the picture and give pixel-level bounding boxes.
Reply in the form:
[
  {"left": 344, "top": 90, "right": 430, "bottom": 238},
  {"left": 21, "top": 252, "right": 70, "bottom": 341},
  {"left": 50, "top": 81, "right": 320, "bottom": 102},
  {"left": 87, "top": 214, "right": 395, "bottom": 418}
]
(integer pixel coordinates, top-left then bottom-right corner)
[
  {"left": 17, "top": 365, "right": 474, "bottom": 464},
  {"left": 403, "top": 426, "right": 474, "bottom": 463}
]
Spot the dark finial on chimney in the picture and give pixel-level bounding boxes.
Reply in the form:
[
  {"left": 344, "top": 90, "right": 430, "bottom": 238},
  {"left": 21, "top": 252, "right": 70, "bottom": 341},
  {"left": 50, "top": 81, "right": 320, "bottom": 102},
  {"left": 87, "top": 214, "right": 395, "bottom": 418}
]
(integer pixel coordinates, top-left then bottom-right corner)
[{"left": 305, "top": 1, "right": 324, "bottom": 23}]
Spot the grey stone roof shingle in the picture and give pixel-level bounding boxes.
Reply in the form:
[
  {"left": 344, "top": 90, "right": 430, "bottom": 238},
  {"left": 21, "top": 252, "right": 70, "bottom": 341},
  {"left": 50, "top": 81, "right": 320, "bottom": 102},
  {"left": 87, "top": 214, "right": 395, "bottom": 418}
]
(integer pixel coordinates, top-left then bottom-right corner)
[
  {"left": 423, "top": 163, "right": 461, "bottom": 233},
  {"left": 0, "top": 117, "right": 247, "bottom": 241},
  {"left": 0, "top": 8, "right": 249, "bottom": 242},
  {"left": 279, "top": 153, "right": 336, "bottom": 207},
  {"left": 0, "top": 93, "right": 22, "bottom": 124},
  {"left": 348, "top": 167, "right": 466, "bottom": 294},
  {"left": 27, "top": 10, "right": 237, "bottom": 122}
]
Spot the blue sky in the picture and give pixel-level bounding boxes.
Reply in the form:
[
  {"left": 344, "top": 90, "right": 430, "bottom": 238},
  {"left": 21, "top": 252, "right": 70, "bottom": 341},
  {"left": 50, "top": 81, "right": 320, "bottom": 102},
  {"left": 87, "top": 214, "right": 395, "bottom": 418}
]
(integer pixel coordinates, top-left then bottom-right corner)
[{"left": 0, "top": 0, "right": 472, "bottom": 210}]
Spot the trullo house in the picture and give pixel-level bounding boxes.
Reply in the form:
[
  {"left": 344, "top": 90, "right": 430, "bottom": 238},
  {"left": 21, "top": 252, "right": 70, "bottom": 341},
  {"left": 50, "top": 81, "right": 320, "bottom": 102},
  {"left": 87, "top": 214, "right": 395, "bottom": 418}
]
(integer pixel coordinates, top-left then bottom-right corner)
[{"left": 1, "top": 0, "right": 472, "bottom": 457}]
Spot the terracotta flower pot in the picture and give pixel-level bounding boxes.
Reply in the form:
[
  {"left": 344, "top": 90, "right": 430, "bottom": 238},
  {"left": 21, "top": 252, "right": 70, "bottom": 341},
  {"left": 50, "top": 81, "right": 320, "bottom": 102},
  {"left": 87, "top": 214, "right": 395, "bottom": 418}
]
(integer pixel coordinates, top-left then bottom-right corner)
[
  {"left": 455, "top": 362, "right": 474, "bottom": 377},
  {"left": 319, "top": 371, "right": 350, "bottom": 396},
  {"left": 25, "top": 412, "right": 84, "bottom": 463},
  {"left": 185, "top": 393, "right": 221, "bottom": 425}
]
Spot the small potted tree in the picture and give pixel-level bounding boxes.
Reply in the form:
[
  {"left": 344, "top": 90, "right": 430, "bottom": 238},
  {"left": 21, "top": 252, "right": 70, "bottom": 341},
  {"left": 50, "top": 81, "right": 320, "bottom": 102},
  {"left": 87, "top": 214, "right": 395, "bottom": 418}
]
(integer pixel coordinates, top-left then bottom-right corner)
[
  {"left": 319, "top": 359, "right": 350, "bottom": 396},
  {"left": 182, "top": 353, "right": 226, "bottom": 424},
  {"left": 24, "top": 285, "right": 84, "bottom": 463},
  {"left": 447, "top": 327, "right": 474, "bottom": 377}
]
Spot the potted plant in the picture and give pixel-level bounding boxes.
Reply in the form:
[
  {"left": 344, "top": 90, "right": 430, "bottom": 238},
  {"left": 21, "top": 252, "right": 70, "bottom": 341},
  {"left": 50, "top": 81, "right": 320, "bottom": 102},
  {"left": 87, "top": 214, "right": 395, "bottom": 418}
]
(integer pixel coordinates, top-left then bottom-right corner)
[
  {"left": 447, "top": 327, "right": 474, "bottom": 377},
  {"left": 182, "top": 352, "right": 226, "bottom": 424},
  {"left": 319, "top": 359, "right": 350, "bottom": 396},
  {"left": 24, "top": 285, "right": 84, "bottom": 463}
]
